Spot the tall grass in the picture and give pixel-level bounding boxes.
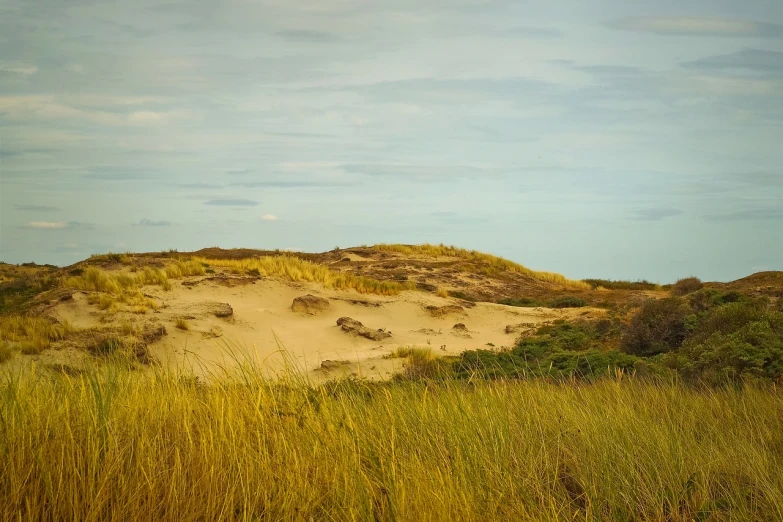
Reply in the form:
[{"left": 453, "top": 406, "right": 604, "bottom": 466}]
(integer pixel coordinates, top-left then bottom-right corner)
[
  {"left": 1, "top": 362, "right": 781, "bottom": 521},
  {"left": 0, "top": 316, "right": 73, "bottom": 354},
  {"left": 373, "top": 244, "right": 591, "bottom": 290},
  {"left": 194, "top": 256, "right": 415, "bottom": 295}
]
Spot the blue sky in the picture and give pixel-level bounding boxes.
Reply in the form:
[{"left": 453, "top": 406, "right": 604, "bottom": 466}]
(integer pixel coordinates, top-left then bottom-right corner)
[{"left": 1, "top": 0, "right": 781, "bottom": 282}]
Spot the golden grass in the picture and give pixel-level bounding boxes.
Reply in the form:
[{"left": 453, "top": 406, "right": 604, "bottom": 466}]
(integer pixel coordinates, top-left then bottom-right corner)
[
  {"left": 436, "top": 287, "right": 449, "bottom": 298},
  {"left": 175, "top": 318, "right": 190, "bottom": 331},
  {"left": 2, "top": 361, "right": 782, "bottom": 521},
  {"left": 194, "top": 255, "right": 415, "bottom": 296},
  {"left": 373, "top": 243, "right": 591, "bottom": 290},
  {"left": 0, "top": 316, "right": 72, "bottom": 354}
]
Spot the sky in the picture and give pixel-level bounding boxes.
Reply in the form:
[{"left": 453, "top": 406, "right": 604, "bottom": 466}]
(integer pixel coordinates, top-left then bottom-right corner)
[{"left": 1, "top": 0, "right": 782, "bottom": 283}]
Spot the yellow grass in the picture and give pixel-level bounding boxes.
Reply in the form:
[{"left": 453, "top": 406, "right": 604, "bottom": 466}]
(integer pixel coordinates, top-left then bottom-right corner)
[
  {"left": 1, "top": 361, "right": 782, "bottom": 521},
  {"left": 194, "top": 256, "right": 415, "bottom": 296},
  {"left": 175, "top": 318, "right": 190, "bottom": 331},
  {"left": 0, "top": 316, "right": 73, "bottom": 354},
  {"left": 436, "top": 287, "right": 449, "bottom": 298},
  {"left": 373, "top": 243, "right": 591, "bottom": 290}
]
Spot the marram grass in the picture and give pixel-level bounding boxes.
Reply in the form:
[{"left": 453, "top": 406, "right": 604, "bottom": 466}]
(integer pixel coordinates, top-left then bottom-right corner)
[
  {"left": 372, "top": 243, "right": 591, "bottom": 290},
  {"left": 1, "top": 361, "right": 782, "bottom": 521},
  {"left": 196, "top": 255, "right": 415, "bottom": 295}
]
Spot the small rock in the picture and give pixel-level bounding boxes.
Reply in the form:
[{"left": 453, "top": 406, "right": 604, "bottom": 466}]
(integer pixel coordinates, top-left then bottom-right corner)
[
  {"left": 292, "top": 294, "right": 330, "bottom": 315},
  {"left": 425, "top": 305, "right": 466, "bottom": 318},
  {"left": 336, "top": 317, "right": 392, "bottom": 341},
  {"left": 320, "top": 360, "right": 351, "bottom": 371},
  {"left": 212, "top": 303, "right": 234, "bottom": 318},
  {"left": 452, "top": 323, "right": 467, "bottom": 331}
]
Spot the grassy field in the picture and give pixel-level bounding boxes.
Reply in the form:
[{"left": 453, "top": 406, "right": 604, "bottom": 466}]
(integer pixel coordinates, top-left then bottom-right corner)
[
  {"left": 1, "top": 360, "right": 781, "bottom": 521},
  {"left": 371, "top": 243, "right": 591, "bottom": 290}
]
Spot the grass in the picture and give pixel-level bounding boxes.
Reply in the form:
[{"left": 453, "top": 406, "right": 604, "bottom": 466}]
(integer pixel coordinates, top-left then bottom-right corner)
[
  {"left": 194, "top": 255, "right": 415, "bottom": 296},
  {"left": 372, "top": 243, "right": 591, "bottom": 290},
  {"left": 0, "top": 316, "right": 73, "bottom": 354},
  {"left": 1, "top": 362, "right": 782, "bottom": 521},
  {"left": 175, "top": 318, "right": 190, "bottom": 331},
  {"left": 0, "top": 341, "right": 14, "bottom": 363}
]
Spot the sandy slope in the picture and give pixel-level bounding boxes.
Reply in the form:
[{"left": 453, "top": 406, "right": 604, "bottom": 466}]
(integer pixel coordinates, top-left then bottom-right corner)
[{"left": 49, "top": 274, "right": 603, "bottom": 380}]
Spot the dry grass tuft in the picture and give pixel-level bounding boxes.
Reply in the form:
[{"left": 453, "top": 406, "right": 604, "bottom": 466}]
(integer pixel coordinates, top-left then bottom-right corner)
[
  {"left": 436, "top": 287, "right": 450, "bottom": 298},
  {"left": 175, "top": 318, "right": 190, "bottom": 331},
  {"left": 194, "top": 256, "right": 414, "bottom": 296},
  {"left": 373, "top": 243, "right": 591, "bottom": 290}
]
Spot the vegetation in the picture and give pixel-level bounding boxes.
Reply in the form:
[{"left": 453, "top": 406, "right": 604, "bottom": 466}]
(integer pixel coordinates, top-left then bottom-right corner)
[
  {"left": 621, "top": 298, "right": 690, "bottom": 356},
  {"left": 498, "top": 295, "right": 586, "bottom": 308},
  {"left": 195, "top": 256, "right": 415, "bottom": 296},
  {"left": 1, "top": 362, "right": 782, "bottom": 521},
  {"left": 175, "top": 318, "right": 190, "bottom": 331},
  {"left": 671, "top": 277, "right": 704, "bottom": 296},
  {"left": 372, "top": 244, "right": 591, "bottom": 290},
  {"left": 583, "top": 279, "right": 661, "bottom": 291},
  {"left": 0, "top": 316, "right": 73, "bottom": 354}
]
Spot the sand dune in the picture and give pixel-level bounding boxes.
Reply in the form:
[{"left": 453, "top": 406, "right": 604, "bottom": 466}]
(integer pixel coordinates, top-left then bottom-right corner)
[{"left": 50, "top": 272, "right": 603, "bottom": 380}]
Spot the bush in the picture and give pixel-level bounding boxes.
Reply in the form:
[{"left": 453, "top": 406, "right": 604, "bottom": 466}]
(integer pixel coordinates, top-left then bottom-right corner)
[
  {"left": 668, "top": 320, "right": 783, "bottom": 384},
  {"left": 621, "top": 298, "right": 689, "bottom": 356},
  {"left": 671, "top": 277, "right": 703, "bottom": 296},
  {"left": 498, "top": 297, "right": 542, "bottom": 307},
  {"left": 549, "top": 296, "right": 587, "bottom": 308},
  {"left": 687, "top": 289, "right": 746, "bottom": 313},
  {"left": 687, "top": 301, "right": 773, "bottom": 345}
]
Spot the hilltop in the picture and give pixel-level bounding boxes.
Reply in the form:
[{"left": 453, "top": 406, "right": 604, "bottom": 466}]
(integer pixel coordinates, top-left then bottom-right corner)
[{"left": 0, "top": 244, "right": 780, "bottom": 380}]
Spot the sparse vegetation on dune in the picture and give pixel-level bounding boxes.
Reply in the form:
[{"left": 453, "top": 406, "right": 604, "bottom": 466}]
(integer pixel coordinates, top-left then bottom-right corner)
[
  {"left": 372, "top": 243, "right": 591, "bottom": 290},
  {"left": 195, "top": 255, "right": 415, "bottom": 295},
  {"left": 1, "top": 363, "right": 782, "bottom": 521},
  {"left": 0, "top": 316, "right": 73, "bottom": 354}
]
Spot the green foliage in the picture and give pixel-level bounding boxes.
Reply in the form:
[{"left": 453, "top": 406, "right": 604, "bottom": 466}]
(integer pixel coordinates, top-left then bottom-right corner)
[
  {"left": 687, "top": 288, "right": 746, "bottom": 313},
  {"left": 0, "top": 276, "right": 59, "bottom": 314},
  {"left": 621, "top": 298, "right": 689, "bottom": 356},
  {"left": 671, "top": 277, "right": 703, "bottom": 296},
  {"left": 583, "top": 279, "right": 660, "bottom": 291},
  {"left": 498, "top": 297, "right": 542, "bottom": 307},
  {"left": 549, "top": 295, "right": 587, "bottom": 308},
  {"left": 499, "top": 296, "right": 587, "bottom": 308},
  {"left": 668, "top": 320, "right": 783, "bottom": 384}
]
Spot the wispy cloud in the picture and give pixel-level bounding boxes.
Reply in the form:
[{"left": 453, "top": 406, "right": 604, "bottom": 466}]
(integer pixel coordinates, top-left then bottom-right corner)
[
  {"left": 14, "top": 204, "right": 61, "bottom": 212},
  {"left": 275, "top": 29, "right": 341, "bottom": 43},
  {"left": 261, "top": 214, "right": 279, "bottom": 221},
  {"left": 22, "top": 221, "right": 93, "bottom": 230},
  {"left": 630, "top": 208, "right": 684, "bottom": 221},
  {"left": 134, "top": 219, "right": 172, "bottom": 227},
  {"left": 706, "top": 208, "right": 783, "bottom": 221},
  {"left": 203, "top": 199, "right": 258, "bottom": 207},
  {"left": 607, "top": 17, "right": 783, "bottom": 38},
  {"left": 681, "top": 49, "right": 783, "bottom": 77}
]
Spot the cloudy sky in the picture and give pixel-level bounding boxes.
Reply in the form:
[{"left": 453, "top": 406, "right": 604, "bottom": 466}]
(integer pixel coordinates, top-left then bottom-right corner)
[{"left": 1, "top": 0, "right": 782, "bottom": 282}]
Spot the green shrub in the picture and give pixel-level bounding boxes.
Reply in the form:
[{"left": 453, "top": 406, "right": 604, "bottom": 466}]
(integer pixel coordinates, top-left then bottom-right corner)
[
  {"left": 549, "top": 296, "right": 586, "bottom": 308},
  {"left": 582, "top": 279, "right": 660, "bottom": 291},
  {"left": 671, "top": 277, "right": 703, "bottom": 296},
  {"left": 687, "top": 288, "right": 746, "bottom": 313},
  {"left": 621, "top": 298, "right": 689, "bottom": 356},
  {"left": 498, "top": 297, "right": 542, "bottom": 307},
  {"left": 668, "top": 320, "right": 783, "bottom": 384},
  {"left": 687, "top": 301, "right": 774, "bottom": 345}
]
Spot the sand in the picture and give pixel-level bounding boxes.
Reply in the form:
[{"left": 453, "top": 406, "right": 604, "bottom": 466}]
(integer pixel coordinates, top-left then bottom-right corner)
[{"left": 47, "top": 273, "right": 604, "bottom": 380}]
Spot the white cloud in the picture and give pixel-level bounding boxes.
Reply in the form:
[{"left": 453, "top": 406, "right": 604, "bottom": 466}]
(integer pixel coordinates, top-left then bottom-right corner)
[
  {"left": 0, "top": 63, "right": 38, "bottom": 77},
  {"left": 25, "top": 221, "right": 67, "bottom": 229},
  {"left": 261, "top": 214, "right": 279, "bottom": 221},
  {"left": 128, "top": 111, "right": 167, "bottom": 125}
]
